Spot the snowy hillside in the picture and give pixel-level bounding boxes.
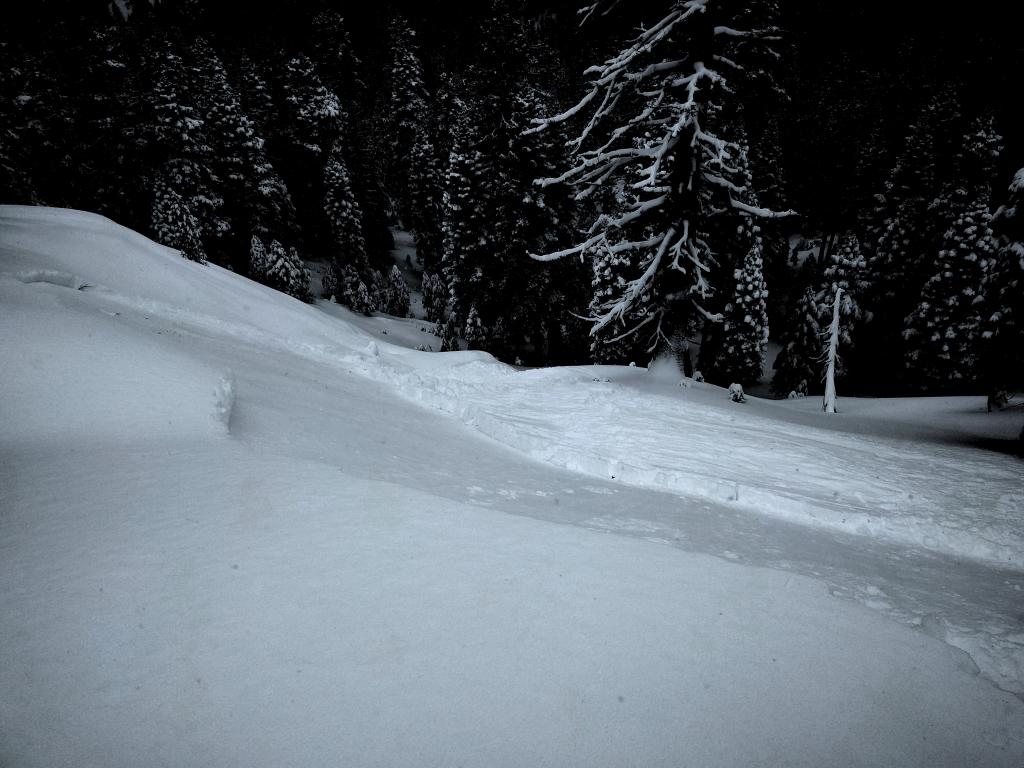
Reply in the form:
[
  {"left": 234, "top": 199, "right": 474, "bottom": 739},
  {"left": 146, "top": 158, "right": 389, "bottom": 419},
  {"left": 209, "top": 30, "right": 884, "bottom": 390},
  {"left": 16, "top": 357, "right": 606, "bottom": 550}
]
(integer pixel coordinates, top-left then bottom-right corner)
[{"left": 2, "top": 206, "right": 1023, "bottom": 767}]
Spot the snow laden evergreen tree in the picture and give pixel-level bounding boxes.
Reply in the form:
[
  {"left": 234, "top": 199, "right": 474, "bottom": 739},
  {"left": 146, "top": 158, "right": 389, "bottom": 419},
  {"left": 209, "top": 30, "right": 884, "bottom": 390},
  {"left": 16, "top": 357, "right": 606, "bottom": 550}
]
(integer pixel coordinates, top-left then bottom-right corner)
[
  {"left": 187, "top": 37, "right": 297, "bottom": 270},
  {"left": 500, "top": 84, "right": 586, "bottom": 363},
  {"left": 771, "top": 284, "right": 822, "bottom": 397},
  {"left": 249, "top": 235, "right": 269, "bottom": 280},
  {"left": 438, "top": 313, "right": 461, "bottom": 352},
  {"left": 151, "top": 175, "right": 206, "bottom": 263},
  {"left": 464, "top": 305, "right": 485, "bottom": 351},
  {"left": 386, "top": 14, "right": 429, "bottom": 223},
  {"left": 698, "top": 131, "right": 771, "bottom": 386},
  {"left": 706, "top": 238, "right": 770, "bottom": 386},
  {"left": 904, "top": 201, "right": 998, "bottom": 389},
  {"left": 322, "top": 140, "right": 370, "bottom": 306},
  {"left": 144, "top": 38, "right": 226, "bottom": 254},
  {"left": 440, "top": 115, "right": 486, "bottom": 336},
  {"left": 311, "top": 11, "right": 364, "bottom": 110},
  {"left": 528, "top": 0, "right": 792, "bottom": 358},
  {"left": 383, "top": 265, "right": 411, "bottom": 318},
  {"left": 351, "top": 277, "right": 374, "bottom": 316},
  {"left": 772, "top": 233, "right": 865, "bottom": 393},
  {"left": 857, "top": 88, "right": 966, "bottom": 389},
  {"left": 587, "top": 247, "right": 647, "bottom": 363},
  {"left": 822, "top": 286, "right": 844, "bottom": 413},
  {"left": 903, "top": 117, "right": 1002, "bottom": 391},
  {"left": 408, "top": 120, "right": 445, "bottom": 275},
  {"left": 232, "top": 55, "right": 277, "bottom": 140},
  {"left": 421, "top": 272, "right": 448, "bottom": 324},
  {"left": 816, "top": 233, "right": 866, "bottom": 373},
  {"left": 430, "top": 11, "right": 589, "bottom": 363},
  {"left": 71, "top": 25, "right": 147, "bottom": 228},
  {"left": 279, "top": 54, "right": 344, "bottom": 241},
  {"left": 263, "top": 240, "right": 311, "bottom": 302},
  {"left": 310, "top": 9, "right": 392, "bottom": 262},
  {"left": 750, "top": 116, "right": 793, "bottom": 340},
  {"left": 281, "top": 55, "right": 344, "bottom": 159},
  {"left": 982, "top": 167, "right": 1024, "bottom": 397}
]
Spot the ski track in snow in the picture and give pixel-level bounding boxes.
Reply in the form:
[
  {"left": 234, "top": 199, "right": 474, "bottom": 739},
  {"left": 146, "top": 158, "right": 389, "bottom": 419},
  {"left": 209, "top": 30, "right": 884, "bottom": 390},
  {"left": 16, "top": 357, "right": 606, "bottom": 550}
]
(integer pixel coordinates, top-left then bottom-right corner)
[{"left": 358, "top": 355, "right": 1024, "bottom": 570}]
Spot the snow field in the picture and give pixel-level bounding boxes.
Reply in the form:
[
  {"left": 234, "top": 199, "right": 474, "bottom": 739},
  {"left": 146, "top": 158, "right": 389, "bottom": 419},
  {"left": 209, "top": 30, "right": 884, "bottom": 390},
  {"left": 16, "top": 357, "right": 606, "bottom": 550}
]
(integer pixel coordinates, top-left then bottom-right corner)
[
  {"left": 360, "top": 351, "right": 1024, "bottom": 571},
  {"left": 2, "top": 207, "right": 1024, "bottom": 765},
  {"left": 4, "top": 442, "right": 1020, "bottom": 768}
]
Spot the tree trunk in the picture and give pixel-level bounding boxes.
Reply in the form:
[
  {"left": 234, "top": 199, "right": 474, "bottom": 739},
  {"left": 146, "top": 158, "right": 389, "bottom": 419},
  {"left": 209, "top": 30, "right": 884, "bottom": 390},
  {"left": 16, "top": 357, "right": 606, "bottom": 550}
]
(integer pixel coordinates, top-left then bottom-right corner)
[{"left": 823, "top": 285, "right": 843, "bottom": 413}]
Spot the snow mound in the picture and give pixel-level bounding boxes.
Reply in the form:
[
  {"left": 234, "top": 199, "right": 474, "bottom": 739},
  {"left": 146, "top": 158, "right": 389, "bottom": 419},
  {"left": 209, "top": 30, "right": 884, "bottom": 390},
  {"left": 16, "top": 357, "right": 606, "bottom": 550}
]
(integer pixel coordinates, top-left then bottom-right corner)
[
  {"left": 365, "top": 355, "right": 1024, "bottom": 572},
  {"left": 0, "top": 205, "right": 368, "bottom": 356},
  {"left": 213, "top": 374, "right": 236, "bottom": 432},
  {"left": 12, "top": 269, "right": 89, "bottom": 290}
]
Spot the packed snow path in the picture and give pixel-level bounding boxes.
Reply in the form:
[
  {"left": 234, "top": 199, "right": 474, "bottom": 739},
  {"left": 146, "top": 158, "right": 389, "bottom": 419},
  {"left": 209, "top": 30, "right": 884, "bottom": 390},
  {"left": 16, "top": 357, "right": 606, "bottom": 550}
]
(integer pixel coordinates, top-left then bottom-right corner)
[{"left": 2, "top": 207, "right": 1023, "bottom": 766}]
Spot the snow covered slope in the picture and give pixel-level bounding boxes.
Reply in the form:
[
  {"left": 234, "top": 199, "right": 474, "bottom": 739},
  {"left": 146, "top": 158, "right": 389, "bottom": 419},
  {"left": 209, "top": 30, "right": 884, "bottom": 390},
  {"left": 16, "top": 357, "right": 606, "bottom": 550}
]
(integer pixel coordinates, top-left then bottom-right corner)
[{"left": 2, "top": 206, "right": 1023, "bottom": 767}]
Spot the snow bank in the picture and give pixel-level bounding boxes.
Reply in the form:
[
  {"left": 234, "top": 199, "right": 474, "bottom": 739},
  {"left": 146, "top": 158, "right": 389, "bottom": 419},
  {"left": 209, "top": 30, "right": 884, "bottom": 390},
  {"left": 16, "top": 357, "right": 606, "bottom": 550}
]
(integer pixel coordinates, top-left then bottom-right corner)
[
  {"left": 363, "top": 352, "right": 1024, "bottom": 572},
  {"left": 13, "top": 269, "right": 89, "bottom": 290},
  {"left": 0, "top": 205, "right": 368, "bottom": 356}
]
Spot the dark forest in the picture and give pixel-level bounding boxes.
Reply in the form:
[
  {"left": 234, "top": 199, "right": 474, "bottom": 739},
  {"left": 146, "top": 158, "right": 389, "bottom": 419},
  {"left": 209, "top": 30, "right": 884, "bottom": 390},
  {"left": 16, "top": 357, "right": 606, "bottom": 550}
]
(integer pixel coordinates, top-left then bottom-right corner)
[{"left": 3, "top": 0, "right": 1021, "bottom": 395}]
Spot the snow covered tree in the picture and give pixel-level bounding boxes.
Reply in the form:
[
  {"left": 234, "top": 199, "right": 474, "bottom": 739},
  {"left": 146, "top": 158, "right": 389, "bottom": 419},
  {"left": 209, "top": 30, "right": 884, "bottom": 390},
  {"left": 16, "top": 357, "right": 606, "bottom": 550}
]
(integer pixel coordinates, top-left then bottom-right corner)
[
  {"left": 151, "top": 175, "right": 206, "bottom": 263},
  {"left": 818, "top": 233, "right": 866, "bottom": 357},
  {"left": 249, "top": 235, "right": 269, "bottom": 279},
  {"left": 330, "top": 264, "right": 373, "bottom": 314},
  {"left": 904, "top": 197, "right": 998, "bottom": 390},
  {"left": 386, "top": 14, "right": 429, "bottom": 222},
  {"left": 586, "top": 233, "right": 653, "bottom": 364},
  {"left": 277, "top": 54, "right": 345, "bottom": 247},
  {"left": 0, "top": 36, "right": 77, "bottom": 210},
  {"left": 408, "top": 121, "right": 445, "bottom": 275},
  {"left": 323, "top": 139, "right": 368, "bottom": 274},
  {"left": 69, "top": 25, "right": 147, "bottom": 227},
  {"left": 822, "top": 286, "right": 844, "bottom": 413},
  {"left": 464, "top": 305, "right": 486, "bottom": 351},
  {"left": 981, "top": 168, "right": 1024, "bottom": 397},
  {"left": 0, "top": 43, "right": 28, "bottom": 200},
  {"left": 529, "top": 0, "right": 793, "bottom": 358},
  {"left": 186, "top": 37, "right": 297, "bottom": 269},
  {"left": 902, "top": 117, "right": 1002, "bottom": 391},
  {"left": 698, "top": 131, "right": 771, "bottom": 386},
  {"left": 383, "top": 265, "right": 411, "bottom": 318},
  {"left": 232, "top": 54, "right": 277, "bottom": 138},
  {"left": 439, "top": 312, "right": 461, "bottom": 352},
  {"left": 322, "top": 139, "right": 384, "bottom": 314},
  {"left": 281, "top": 55, "right": 344, "bottom": 159},
  {"left": 263, "top": 240, "right": 311, "bottom": 301},
  {"left": 351, "top": 279, "right": 374, "bottom": 316},
  {"left": 499, "top": 85, "right": 586, "bottom": 363},
  {"left": 772, "top": 284, "right": 822, "bottom": 397},
  {"left": 856, "top": 89, "right": 971, "bottom": 391},
  {"left": 705, "top": 239, "right": 770, "bottom": 386},
  {"left": 421, "top": 272, "right": 448, "bottom": 324},
  {"left": 771, "top": 233, "right": 864, "bottom": 394},
  {"left": 311, "top": 11, "right": 364, "bottom": 110},
  {"left": 144, "top": 38, "right": 226, "bottom": 251},
  {"left": 440, "top": 120, "right": 485, "bottom": 330}
]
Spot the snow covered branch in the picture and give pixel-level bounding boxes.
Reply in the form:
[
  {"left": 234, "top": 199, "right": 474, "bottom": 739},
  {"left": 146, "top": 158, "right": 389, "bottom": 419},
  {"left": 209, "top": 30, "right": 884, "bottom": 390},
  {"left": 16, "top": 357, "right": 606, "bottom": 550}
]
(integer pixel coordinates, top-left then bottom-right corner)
[{"left": 528, "top": 0, "right": 790, "bottom": 351}]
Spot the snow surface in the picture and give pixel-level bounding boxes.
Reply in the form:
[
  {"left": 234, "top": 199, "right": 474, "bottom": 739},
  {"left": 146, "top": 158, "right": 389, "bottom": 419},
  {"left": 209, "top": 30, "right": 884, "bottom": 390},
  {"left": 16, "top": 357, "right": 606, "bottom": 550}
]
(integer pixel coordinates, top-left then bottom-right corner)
[{"left": 2, "top": 206, "right": 1023, "bottom": 767}]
